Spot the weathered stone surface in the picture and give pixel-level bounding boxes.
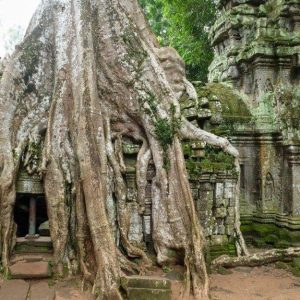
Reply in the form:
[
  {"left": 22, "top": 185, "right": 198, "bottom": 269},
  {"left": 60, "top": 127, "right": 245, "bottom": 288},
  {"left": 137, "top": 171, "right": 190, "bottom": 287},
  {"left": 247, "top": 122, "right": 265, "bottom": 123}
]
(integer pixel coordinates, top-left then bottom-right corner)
[
  {"left": 165, "top": 270, "right": 184, "bottom": 281},
  {"left": 16, "top": 169, "right": 44, "bottom": 194},
  {"left": 29, "top": 282, "right": 55, "bottom": 300},
  {"left": 39, "top": 221, "right": 50, "bottom": 236},
  {"left": 121, "top": 276, "right": 171, "bottom": 290},
  {"left": 121, "top": 276, "right": 171, "bottom": 300},
  {"left": 0, "top": 280, "right": 29, "bottom": 300},
  {"left": 127, "top": 288, "right": 171, "bottom": 300},
  {"left": 203, "top": 0, "right": 300, "bottom": 250},
  {"left": 10, "top": 261, "right": 50, "bottom": 279},
  {"left": 10, "top": 253, "right": 52, "bottom": 264},
  {"left": 16, "top": 236, "right": 52, "bottom": 246},
  {"left": 215, "top": 207, "right": 227, "bottom": 218},
  {"left": 15, "top": 237, "right": 53, "bottom": 254}
]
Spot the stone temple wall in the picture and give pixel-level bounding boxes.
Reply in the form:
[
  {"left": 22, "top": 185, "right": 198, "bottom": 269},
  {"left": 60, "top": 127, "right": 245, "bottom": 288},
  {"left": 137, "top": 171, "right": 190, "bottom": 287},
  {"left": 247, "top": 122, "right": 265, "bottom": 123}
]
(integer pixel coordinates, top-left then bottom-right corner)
[
  {"left": 19, "top": 0, "right": 300, "bottom": 256},
  {"left": 15, "top": 95, "right": 240, "bottom": 258},
  {"left": 191, "top": 174, "right": 237, "bottom": 257},
  {"left": 208, "top": 0, "right": 300, "bottom": 248},
  {"left": 121, "top": 139, "right": 238, "bottom": 258}
]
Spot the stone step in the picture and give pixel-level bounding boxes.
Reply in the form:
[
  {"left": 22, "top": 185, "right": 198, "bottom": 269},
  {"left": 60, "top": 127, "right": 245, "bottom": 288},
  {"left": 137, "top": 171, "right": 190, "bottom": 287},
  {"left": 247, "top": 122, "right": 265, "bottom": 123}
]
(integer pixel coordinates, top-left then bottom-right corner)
[
  {"left": 15, "top": 237, "right": 53, "bottom": 254},
  {"left": 121, "top": 276, "right": 171, "bottom": 300},
  {"left": 10, "top": 253, "right": 52, "bottom": 264},
  {"left": 126, "top": 288, "right": 171, "bottom": 300},
  {"left": 9, "top": 261, "right": 51, "bottom": 279}
]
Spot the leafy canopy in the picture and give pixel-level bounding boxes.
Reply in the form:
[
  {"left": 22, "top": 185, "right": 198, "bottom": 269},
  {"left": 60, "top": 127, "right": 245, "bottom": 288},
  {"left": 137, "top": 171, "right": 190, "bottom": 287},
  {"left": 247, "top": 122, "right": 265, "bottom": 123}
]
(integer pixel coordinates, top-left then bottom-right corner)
[{"left": 139, "top": 0, "right": 216, "bottom": 82}]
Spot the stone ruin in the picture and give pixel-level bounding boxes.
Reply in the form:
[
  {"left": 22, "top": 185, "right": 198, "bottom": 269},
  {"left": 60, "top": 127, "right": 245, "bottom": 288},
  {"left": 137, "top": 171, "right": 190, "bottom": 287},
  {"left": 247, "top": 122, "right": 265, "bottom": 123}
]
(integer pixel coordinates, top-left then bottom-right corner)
[
  {"left": 11, "top": 0, "right": 300, "bottom": 265},
  {"left": 207, "top": 0, "right": 300, "bottom": 249}
]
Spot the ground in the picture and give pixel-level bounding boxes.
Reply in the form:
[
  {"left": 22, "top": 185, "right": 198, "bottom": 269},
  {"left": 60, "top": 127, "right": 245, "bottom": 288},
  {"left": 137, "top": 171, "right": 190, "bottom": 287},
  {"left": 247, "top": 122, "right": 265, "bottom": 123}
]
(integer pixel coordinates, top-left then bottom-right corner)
[
  {"left": 1, "top": 264, "right": 300, "bottom": 299},
  {"left": 210, "top": 265, "right": 300, "bottom": 300},
  {"left": 0, "top": 277, "right": 94, "bottom": 300}
]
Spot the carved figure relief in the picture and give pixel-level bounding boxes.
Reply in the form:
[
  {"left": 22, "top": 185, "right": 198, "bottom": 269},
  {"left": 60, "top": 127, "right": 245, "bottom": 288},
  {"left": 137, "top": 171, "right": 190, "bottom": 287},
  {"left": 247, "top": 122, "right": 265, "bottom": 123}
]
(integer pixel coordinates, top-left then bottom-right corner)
[
  {"left": 264, "top": 78, "right": 273, "bottom": 92},
  {"left": 264, "top": 172, "right": 274, "bottom": 201}
]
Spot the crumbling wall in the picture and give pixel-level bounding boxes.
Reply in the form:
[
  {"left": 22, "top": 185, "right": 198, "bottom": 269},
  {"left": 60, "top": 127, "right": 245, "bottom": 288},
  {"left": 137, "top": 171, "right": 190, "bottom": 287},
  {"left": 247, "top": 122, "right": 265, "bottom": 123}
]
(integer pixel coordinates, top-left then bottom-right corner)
[{"left": 208, "top": 0, "right": 300, "bottom": 248}]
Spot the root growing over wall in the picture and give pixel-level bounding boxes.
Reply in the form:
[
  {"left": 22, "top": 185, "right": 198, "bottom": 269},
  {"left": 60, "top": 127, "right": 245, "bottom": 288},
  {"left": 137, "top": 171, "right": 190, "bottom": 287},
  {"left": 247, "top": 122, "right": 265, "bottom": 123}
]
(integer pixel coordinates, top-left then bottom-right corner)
[{"left": 0, "top": 0, "right": 248, "bottom": 298}]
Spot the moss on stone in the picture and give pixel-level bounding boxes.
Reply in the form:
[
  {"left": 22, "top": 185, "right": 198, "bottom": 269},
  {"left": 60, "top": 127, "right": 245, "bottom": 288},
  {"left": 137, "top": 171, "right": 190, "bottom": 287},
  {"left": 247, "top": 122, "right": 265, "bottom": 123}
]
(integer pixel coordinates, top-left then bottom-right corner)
[
  {"left": 199, "top": 148, "right": 235, "bottom": 172},
  {"left": 185, "top": 144, "right": 235, "bottom": 176},
  {"left": 275, "top": 261, "right": 289, "bottom": 270},
  {"left": 205, "top": 83, "right": 252, "bottom": 123},
  {"left": 14, "top": 243, "right": 52, "bottom": 254},
  {"left": 288, "top": 259, "right": 300, "bottom": 277},
  {"left": 209, "top": 242, "right": 236, "bottom": 261},
  {"left": 260, "top": 0, "right": 284, "bottom": 20},
  {"left": 292, "top": 258, "right": 300, "bottom": 269},
  {"left": 241, "top": 222, "right": 300, "bottom": 248}
]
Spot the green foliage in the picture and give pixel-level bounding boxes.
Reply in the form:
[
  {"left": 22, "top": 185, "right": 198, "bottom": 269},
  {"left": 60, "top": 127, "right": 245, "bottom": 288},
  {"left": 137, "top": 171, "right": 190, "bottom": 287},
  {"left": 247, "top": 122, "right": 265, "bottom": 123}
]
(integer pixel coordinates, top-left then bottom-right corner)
[
  {"left": 153, "top": 113, "right": 181, "bottom": 169},
  {"left": 203, "top": 146, "right": 233, "bottom": 171},
  {"left": 154, "top": 117, "right": 174, "bottom": 152},
  {"left": 139, "top": 91, "right": 180, "bottom": 168},
  {"left": 139, "top": 0, "right": 216, "bottom": 81},
  {"left": 162, "top": 265, "right": 173, "bottom": 273},
  {"left": 185, "top": 145, "right": 235, "bottom": 175},
  {"left": 139, "top": 0, "right": 169, "bottom": 44}
]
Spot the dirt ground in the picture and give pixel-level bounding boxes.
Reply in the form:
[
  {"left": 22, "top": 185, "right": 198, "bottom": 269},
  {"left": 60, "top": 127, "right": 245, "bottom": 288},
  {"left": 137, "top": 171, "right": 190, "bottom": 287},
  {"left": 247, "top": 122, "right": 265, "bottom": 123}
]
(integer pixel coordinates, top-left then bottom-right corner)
[
  {"left": 2, "top": 264, "right": 300, "bottom": 299},
  {"left": 210, "top": 265, "right": 300, "bottom": 300}
]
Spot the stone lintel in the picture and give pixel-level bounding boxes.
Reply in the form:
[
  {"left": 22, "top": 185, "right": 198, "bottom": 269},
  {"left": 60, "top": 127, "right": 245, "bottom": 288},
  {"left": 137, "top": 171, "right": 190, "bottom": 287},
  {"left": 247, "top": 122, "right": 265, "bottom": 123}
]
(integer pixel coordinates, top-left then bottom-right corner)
[
  {"left": 252, "top": 56, "right": 280, "bottom": 68},
  {"left": 231, "top": 132, "right": 283, "bottom": 145}
]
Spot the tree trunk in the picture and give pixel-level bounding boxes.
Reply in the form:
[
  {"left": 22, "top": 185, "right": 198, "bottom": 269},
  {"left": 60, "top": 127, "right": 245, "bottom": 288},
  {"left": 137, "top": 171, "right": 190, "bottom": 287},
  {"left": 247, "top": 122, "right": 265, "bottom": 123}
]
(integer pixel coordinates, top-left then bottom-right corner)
[
  {"left": 0, "top": 0, "right": 247, "bottom": 298},
  {"left": 212, "top": 247, "right": 300, "bottom": 269}
]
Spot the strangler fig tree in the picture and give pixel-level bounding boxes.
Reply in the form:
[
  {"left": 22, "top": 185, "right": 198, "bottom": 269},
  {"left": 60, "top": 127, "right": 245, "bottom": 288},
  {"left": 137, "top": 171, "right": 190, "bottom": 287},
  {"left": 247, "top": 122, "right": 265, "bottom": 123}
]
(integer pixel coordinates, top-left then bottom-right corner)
[{"left": 0, "top": 0, "right": 248, "bottom": 299}]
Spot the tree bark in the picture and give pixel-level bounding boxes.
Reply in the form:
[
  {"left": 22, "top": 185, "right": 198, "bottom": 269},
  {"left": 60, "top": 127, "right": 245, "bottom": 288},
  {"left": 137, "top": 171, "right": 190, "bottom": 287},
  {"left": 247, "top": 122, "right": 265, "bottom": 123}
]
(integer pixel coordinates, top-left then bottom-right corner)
[
  {"left": 0, "top": 0, "right": 247, "bottom": 299},
  {"left": 212, "top": 247, "right": 300, "bottom": 269}
]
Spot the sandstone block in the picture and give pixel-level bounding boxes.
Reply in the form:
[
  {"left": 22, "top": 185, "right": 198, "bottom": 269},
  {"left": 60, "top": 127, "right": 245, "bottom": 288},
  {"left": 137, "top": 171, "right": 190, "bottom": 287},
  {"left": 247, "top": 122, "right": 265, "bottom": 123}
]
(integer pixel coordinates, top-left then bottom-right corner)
[{"left": 0, "top": 280, "right": 29, "bottom": 300}]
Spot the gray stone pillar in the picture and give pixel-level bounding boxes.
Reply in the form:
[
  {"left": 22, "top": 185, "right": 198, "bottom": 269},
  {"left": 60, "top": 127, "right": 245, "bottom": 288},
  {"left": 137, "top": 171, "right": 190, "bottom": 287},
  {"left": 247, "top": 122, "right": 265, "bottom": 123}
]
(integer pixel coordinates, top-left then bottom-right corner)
[
  {"left": 287, "top": 146, "right": 300, "bottom": 216},
  {"left": 28, "top": 197, "right": 37, "bottom": 235}
]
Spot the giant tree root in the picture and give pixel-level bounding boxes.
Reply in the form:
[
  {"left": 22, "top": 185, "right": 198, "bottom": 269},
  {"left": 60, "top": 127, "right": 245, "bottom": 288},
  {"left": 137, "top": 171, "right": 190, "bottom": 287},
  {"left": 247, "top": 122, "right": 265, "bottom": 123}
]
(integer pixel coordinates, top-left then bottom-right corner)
[
  {"left": 212, "top": 247, "right": 300, "bottom": 269},
  {"left": 0, "top": 0, "right": 251, "bottom": 298}
]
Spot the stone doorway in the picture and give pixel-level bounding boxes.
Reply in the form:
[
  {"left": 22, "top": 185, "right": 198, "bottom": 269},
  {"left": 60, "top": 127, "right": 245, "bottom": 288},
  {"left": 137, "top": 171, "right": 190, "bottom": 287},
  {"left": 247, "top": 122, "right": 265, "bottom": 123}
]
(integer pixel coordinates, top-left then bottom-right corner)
[
  {"left": 14, "top": 193, "right": 49, "bottom": 238},
  {"left": 14, "top": 169, "right": 50, "bottom": 238}
]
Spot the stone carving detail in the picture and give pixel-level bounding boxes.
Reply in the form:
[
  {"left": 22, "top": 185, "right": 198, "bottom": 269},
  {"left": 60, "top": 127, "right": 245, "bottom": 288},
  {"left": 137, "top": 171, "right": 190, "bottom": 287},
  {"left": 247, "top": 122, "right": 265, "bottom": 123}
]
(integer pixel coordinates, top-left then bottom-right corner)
[
  {"left": 264, "top": 172, "right": 274, "bottom": 202},
  {"left": 207, "top": 0, "right": 300, "bottom": 246},
  {"left": 264, "top": 79, "right": 273, "bottom": 93}
]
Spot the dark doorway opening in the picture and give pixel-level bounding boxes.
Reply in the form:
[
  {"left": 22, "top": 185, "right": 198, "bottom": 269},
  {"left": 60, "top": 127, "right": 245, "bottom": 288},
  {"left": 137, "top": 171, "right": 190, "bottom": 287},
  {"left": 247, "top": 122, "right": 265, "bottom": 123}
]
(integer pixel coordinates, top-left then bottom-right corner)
[{"left": 14, "top": 193, "right": 49, "bottom": 237}]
